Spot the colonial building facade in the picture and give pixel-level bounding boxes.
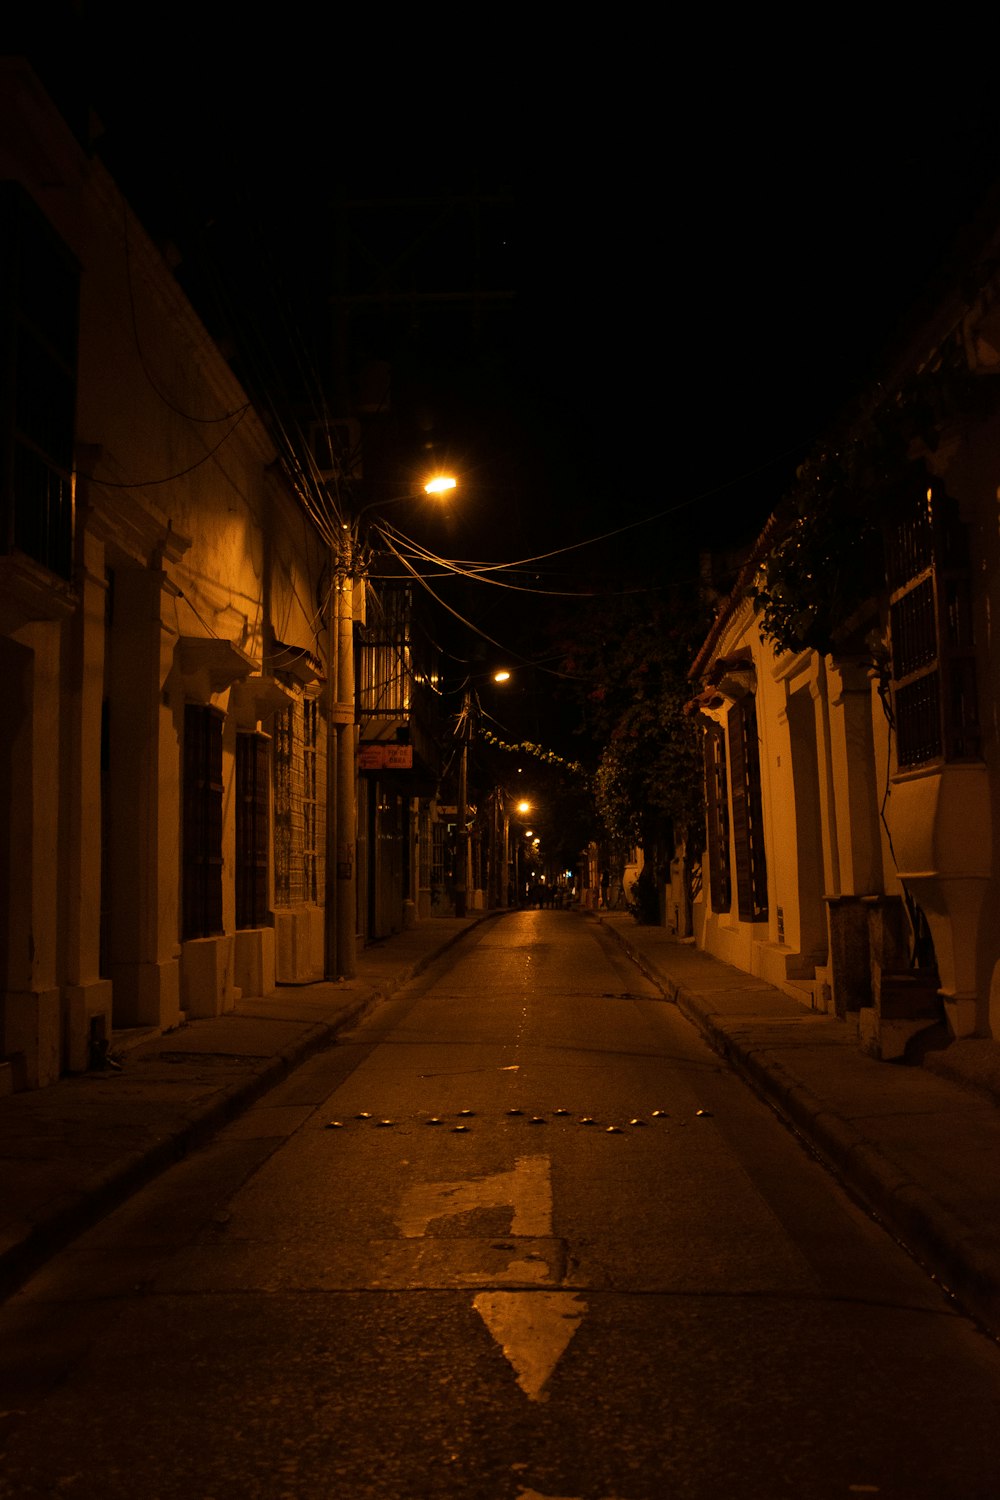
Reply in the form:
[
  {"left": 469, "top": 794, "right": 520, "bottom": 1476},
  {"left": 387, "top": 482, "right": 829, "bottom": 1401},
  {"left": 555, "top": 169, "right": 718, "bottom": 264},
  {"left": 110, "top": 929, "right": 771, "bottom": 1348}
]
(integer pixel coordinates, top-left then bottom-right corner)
[
  {"left": 686, "top": 229, "right": 1000, "bottom": 1059},
  {"left": 0, "top": 63, "right": 329, "bottom": 1088}
]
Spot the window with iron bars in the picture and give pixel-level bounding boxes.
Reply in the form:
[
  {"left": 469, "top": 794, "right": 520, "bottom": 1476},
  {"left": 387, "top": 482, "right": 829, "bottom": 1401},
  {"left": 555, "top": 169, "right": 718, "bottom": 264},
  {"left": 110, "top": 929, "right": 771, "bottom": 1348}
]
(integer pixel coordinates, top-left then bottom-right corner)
[
  {"left": 886, "top": 487, "right": 980, "bottom": 769},
  {"left": 727, "top": 694, "right": 768, "bottom": 923},
  {"left": 703, "top": 719, "right": 731, "bottom": 914},
  {"left": 273, "top": 697, "right": 326, "bottom": 906},
  {"left": 359, "top": 585, "right": 412, "bottom": 719},
  {"left": 0, "top": 184, "right": 78, "bottom": 581},
  {"left": 182, "top": 704, "right": 224, "bottom": 940},
  {"left": 236, "top": 733, "right": 270, "bottom": 929}
]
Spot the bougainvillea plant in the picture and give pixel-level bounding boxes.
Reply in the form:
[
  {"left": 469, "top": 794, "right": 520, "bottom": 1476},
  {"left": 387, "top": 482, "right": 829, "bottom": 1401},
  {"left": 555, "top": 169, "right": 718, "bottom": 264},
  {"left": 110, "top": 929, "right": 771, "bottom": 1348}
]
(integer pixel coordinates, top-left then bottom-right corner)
[{"left": 749, "top": 344, "right": 992, "bottom": 656}]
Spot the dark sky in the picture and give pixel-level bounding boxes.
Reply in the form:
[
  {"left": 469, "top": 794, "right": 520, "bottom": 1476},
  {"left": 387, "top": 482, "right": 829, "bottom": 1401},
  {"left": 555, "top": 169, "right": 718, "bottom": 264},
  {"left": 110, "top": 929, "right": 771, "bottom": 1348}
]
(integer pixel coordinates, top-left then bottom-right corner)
[
  {"left": 82, "top": 53, "right": 999, "bottom": 558},
  {"left": 16, "top": 16, "right": 1000, "bottom": 693}
]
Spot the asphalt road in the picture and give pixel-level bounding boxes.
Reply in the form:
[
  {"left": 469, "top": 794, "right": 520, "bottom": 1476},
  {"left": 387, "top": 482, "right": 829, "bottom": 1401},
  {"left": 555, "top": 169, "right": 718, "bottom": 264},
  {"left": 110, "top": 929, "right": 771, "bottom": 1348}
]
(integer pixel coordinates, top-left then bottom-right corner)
[{"left": 2, "top": 911, "right": 1000, "bottom": 1500}]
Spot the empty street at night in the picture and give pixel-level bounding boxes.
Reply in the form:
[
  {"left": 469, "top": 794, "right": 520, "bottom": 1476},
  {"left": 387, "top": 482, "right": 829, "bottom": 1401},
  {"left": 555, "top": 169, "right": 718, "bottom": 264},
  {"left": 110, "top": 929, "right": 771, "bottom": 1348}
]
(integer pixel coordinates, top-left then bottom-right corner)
[{"left": 3, "top": 911, "right": 1000, "bottom": 1499}]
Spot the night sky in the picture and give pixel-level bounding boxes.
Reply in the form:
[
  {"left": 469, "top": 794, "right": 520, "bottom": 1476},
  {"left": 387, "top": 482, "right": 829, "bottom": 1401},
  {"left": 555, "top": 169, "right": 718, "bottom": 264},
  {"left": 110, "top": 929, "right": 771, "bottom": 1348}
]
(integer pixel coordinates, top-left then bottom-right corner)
[{"left": 15, "top": 16, "right": 1000, "bottom": 719}]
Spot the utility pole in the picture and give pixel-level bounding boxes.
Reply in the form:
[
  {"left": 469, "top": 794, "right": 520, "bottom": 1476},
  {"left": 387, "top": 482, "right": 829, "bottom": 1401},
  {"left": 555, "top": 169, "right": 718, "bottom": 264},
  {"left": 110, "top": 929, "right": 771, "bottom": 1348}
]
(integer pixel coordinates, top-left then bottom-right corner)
[
  {"left": 325, "top": 478, "right": 456, "bottom": 966},
  {"left": 455, "top": 686, "right": 469, "bottom": 919},
  {"left": 326, "top": 534, "right": 357, "bottom": 979},
  {"left": 336, "top": 543, "right": 357, "bottom": 977}
]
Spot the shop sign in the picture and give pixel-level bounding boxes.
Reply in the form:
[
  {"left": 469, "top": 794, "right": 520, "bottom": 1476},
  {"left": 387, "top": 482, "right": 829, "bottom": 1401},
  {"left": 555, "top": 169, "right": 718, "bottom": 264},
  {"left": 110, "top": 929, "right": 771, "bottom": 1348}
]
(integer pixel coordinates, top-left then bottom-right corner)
[{"left": 359, "top": 744, "right": 413, "bottom": 771}]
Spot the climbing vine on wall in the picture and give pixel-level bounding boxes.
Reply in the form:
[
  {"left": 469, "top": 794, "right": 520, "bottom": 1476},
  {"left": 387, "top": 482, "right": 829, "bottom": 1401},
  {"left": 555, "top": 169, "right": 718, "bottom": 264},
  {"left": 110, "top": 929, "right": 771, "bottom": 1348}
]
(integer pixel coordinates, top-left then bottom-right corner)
[{"left": 749, "top": 343, "right": 994, "bottom": 656}]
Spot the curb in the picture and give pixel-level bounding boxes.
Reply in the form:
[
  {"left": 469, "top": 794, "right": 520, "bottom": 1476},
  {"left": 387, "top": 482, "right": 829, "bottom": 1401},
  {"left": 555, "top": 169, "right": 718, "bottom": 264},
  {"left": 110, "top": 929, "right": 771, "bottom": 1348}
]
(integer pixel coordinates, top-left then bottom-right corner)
[
  {"left": 0, "top": 916, "right": 496, "bottom": 1303},
  {"left": 597, "top": 916, "right": 1000, "bottom": 1339}
]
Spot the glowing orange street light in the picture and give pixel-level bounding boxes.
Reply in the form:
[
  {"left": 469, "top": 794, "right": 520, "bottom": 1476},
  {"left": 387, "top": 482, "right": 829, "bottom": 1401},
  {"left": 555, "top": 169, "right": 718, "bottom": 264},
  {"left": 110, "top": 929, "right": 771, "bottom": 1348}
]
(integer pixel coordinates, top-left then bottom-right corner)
[{"left": 333, "top": 472, "right": 459, "bottom": 965}]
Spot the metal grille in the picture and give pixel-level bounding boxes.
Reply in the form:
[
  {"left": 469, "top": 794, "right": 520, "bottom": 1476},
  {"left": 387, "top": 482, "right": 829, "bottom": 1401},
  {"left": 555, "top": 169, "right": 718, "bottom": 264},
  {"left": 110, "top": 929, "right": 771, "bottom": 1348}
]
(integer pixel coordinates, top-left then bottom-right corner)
[
  {"left": 302, "top": 698, "right": 325, "bottom": 905},
  {"left": 888, "top": 489, "right": 979, "bottom": 768},
  {"left": 273, "top": 699, "right": 326, "bottom": 906},
  {"left": 728, "top": 695, "right": 768, "bottom": 923},
  {"left": 359, "top": 586, "right": 412, "bottom": 718},
  {"left": 703, "top": 721, "right": 731, "bottom": 914},
  {"left": 432, "top": 820, "right": 446, "bottom": 896},
  {"left": 884, "top": 493, "right": 933, "bottom": 592},
  {"left": 236, "top": 734, "right": 269, "bottom": 929},
  {"left": 182, "top": 705, "right": 224, "bottom": 940},
  {"left": 896, "top": 673, "right": 943, "bottom": 766},
  {"left": 891, "top": 577, "right": 936, "bottom": 679}
]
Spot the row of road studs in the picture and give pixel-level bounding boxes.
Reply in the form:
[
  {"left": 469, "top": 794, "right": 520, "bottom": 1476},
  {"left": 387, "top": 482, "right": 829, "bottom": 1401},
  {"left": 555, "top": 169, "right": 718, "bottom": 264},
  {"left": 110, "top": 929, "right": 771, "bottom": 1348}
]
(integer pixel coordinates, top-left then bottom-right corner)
[{"left": 325, "top": 1108, "right": 714, "bottom": 1134}]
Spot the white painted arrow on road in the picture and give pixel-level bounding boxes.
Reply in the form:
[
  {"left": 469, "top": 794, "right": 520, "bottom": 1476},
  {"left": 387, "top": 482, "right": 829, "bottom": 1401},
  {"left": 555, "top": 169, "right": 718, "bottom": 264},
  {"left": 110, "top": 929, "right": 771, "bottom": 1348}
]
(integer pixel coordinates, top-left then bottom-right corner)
[
  {"left": 473, "top": 1290, "right": 587, "bottom": 1402},
  {"left": 397, "top": 1155, "right": 587, "bottom": 1400},
  {"left": 398, "top": 1153, "right": 553, "bottom": 1239}
]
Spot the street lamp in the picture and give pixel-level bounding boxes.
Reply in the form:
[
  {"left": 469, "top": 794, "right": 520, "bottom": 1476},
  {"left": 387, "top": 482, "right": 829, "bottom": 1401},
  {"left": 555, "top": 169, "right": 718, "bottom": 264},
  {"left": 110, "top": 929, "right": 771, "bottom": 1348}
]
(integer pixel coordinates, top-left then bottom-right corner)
[
  {"left": 350, "top": 475, "right": 458, "bottom": 527},
  {"left": 326, "top": 474, "right": 458, "bottom": 978}
]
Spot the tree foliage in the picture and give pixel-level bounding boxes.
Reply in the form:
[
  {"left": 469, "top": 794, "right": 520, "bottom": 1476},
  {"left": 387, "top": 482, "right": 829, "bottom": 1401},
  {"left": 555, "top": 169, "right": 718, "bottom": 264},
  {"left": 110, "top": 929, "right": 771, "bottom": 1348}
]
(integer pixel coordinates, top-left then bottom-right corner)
[
  {"left": 750, "top": 346, "right": 993, "bottom": 656},
  {"left": 557, "top": 586, "right": 710, "bottom": 877}
]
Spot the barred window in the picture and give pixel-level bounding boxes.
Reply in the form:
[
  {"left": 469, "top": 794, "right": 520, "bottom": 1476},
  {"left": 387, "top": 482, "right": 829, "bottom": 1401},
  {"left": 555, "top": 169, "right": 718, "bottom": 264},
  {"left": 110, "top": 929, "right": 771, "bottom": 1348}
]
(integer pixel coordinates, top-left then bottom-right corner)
[
  {"left": 728, "top": 695, "right": 768, "bottom": 923},
  {"left": 236, "top": 733, "right": 269, "bottom": 929},
  {"left": 359, "top": 585, "right": 412, "bottom": 719},
  {"left": 432, "top": 819, "right": 446, "bottom": 893},
  {"left": 888, "top": 488, "right": 979, "bottom": 769},
  {"left": 183, "top": 705, "right": 224, "bottom": 940},
  {"left": 273, "top": 698, "right": 326, "bottom": 906},
  {"left": 302, "top": 697, "right": 324, "bottom": 904},
  {"left": 703, "top": 720, "right": 731, "bottom": 914},
  {"left": 0, "top": 184, "right": 78, "bottom": 580}
]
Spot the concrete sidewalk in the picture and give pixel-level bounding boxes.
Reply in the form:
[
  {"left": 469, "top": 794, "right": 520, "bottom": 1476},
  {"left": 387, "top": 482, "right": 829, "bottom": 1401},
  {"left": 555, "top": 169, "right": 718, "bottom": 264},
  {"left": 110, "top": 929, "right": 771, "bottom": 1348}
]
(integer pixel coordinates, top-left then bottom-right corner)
[
  {"left": 0, "top": 914, "right": 496, "bottom": 1302},
  {"left": 595, "top": 910, "right": 1000, "bottom": 1338}
]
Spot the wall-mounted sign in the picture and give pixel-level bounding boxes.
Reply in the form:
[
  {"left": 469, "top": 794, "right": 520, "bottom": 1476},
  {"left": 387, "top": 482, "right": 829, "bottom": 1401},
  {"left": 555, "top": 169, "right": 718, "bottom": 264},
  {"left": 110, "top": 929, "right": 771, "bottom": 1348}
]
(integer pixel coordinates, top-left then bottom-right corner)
[{"left": 358, "top": 744, "right": 413, "bottom": 771}]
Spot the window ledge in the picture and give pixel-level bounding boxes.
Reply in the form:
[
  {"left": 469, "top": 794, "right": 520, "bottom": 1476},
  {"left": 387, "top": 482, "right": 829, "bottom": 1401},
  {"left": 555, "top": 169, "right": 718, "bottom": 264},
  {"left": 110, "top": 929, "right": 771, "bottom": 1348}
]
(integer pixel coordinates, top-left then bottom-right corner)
[{"left": 0, "top": 552, "right": 77, "bottom": 630}]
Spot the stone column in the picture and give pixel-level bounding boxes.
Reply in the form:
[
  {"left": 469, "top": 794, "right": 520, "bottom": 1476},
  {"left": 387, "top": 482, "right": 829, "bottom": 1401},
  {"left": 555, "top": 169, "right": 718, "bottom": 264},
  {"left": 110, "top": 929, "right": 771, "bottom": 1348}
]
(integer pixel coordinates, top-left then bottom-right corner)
[
  {"left": 60, "top": 526, "right": 114, "bottom": 1070},
  {"left": 0, "top": 626, "right": 63, "bottom": 1088},
  {"left": 106, "top": 565, "right": 181, "bottom": 1030},
  {"left": 825, "top": 656, "right": 884, "bottom": 896}
]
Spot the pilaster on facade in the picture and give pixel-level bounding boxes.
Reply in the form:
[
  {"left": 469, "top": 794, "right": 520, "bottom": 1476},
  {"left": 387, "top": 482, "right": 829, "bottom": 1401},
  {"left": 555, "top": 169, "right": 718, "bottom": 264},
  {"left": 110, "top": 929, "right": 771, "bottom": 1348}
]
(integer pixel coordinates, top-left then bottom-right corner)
[
  {"left": 0, "top": 620, "right": 64, "bottom": 1087},
  {"left": 104, "top": 565, "right": 181, "bottom": 1031},
  {"left": 60, "top": 525, "right": 113, "bottom": 1072}
]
